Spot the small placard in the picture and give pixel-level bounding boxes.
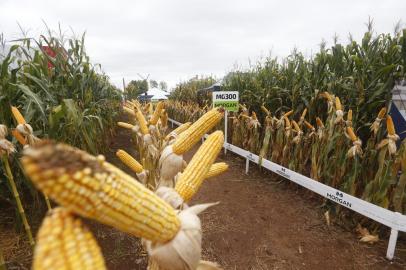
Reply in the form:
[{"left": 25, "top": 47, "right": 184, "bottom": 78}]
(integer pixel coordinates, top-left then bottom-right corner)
[{"left": 212, "top": 91, "right": 239, "bottom": 112}]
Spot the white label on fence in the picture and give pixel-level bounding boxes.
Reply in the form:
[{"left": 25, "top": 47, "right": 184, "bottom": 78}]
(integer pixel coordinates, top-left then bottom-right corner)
[{"left": 213, "top": 91, "right": 239, "bottom": 112}]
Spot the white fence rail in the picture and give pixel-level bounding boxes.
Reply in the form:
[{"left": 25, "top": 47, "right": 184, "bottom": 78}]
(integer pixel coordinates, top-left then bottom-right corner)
[{"left": 168, "top": 118, "right": 406, "bottom": 260}]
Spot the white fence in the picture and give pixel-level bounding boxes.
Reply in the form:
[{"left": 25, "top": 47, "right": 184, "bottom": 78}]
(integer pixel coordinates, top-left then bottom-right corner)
[{"left": 168, "top": 117, "right": 406, "bottom": 260}]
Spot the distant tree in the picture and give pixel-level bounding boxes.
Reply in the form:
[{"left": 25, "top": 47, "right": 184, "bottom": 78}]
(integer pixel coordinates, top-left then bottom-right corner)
[
  {"left": 170, "top": 75, "right": 216, "bottom": 102},
  {"left": 149, "top": 80, "right": 158, "bottom": 88},
  {"left": 124, "top": 79, "right": 148, "bottom": 99},
  {"left": 159, "top": 81, "right": 168, "bottom": 91}
]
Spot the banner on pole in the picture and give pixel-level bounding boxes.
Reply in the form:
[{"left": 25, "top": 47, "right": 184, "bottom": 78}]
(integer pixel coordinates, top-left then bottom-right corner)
[{"left": 213, "top": 91, "right": 239, "bottom": 112}]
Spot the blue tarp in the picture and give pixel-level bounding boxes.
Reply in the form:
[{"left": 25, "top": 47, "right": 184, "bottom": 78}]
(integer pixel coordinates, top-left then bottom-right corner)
[{"left": 389, "top": 102, "right": 406, "bottom": 142}]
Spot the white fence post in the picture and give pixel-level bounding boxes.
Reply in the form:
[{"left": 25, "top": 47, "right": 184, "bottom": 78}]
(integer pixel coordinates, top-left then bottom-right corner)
[
  {"left": 386, "top": 228, "right": 398, "bottom": 260},
  {"left": 245, "top": 158, "right": 250, "bottom": 174},
  {"left": 224, "top": 110, "right": 228, "bottom": 155}
]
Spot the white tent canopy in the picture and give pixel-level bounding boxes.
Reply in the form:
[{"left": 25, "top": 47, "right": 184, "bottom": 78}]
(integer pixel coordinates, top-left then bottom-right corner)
[{"left": 147, "top": 87, "right": 169, "bottom": 100}]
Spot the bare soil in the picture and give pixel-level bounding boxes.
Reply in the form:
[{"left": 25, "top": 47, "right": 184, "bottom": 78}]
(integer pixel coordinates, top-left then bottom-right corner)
[{"left": 2, "top": 120, "right": 406, "bottom": 269}]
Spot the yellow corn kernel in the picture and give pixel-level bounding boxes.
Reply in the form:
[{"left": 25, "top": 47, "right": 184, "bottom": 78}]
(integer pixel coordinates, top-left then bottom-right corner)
[
  {"left": 283, "top": 110, "right": 293, "bottom": 117},
  {"left": 387, "top": 115, "right": 396, "bottom": 136},
  {"left": 135, "top": 107, "right": 149, "bottom": 135},
  {"left": 205, "top": 162, "right": 228, "bottom": 179},
  {"left": 335, "top": 97, "right": 342, "bottom": 110},
  {"left": 33, "top": 207, "right": 106, "bottom": 270},
  {"left": 292, "top": 120, "right": 301, "bottom": 132},
  {"left": 123, "top": 107, "right": 136, "bottom": 117},
  {"left": 11, "top": 106, "right": 26, "bottom": 125},
  {"left": 347, "top": 127, "right": 357, "bottom": 142},
  {"left": 377, "top": 107, "right": 387, "bottom": 119},
  {"left": 175, "top": 131, "right": 224, "bottom": 201},
  {"left": 117, "top": 122, "right": 135, "bottom": 130},
  {"left": 172, "top": 108, "right": 223, "bottom": 155},
  {"left": 116, "top": 150, "right": 143, "bottom": 174},
  {"left": 304, "top": 121, "right": 314, "bottom": 130},
  {"left": 22, "top": 142, "right": 180, "bottom": 243},
  {"left": 347, "top": 109, "right": 353, "bottom": 122},
  {"left": 12, "top": 129, "right": 27, "bottom": 145},
  {"left": 316, "top": 117, "right": 324, "bottom": 128},
  {"left": 149, "top": 101, "right": 165, "bottom": 125}
]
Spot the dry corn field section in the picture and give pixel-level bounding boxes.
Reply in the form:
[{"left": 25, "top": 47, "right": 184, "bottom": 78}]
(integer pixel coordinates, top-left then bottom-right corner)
[{"left": 92, "top": 117, "right": 406, "bottom": 269}]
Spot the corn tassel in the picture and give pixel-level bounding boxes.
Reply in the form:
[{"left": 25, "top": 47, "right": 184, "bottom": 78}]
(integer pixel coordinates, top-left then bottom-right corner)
[
  {"left": 22, "top": 141, "right": 180, "bottom": 243},
  {"left": 172, "top": 108, "right": 223, "bottom": 155},
  {"left": 206, "top": 162, "right": 229, "bottom": 179},
  {"left": 33, "top": 208, "right": 106, "bottom": 270},
  {"left": 149, "top": 102, "right": 164, "bottom": 125},
  {"left": 175, "top": 131, "right": 224, "bottom": 201},
  {"left": 116, "top": 149, "right": 143, "bottom": 174}
]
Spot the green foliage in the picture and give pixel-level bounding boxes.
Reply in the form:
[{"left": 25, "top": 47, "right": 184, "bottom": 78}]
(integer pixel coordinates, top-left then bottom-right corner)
[
  {"left": 0, "top": 27, "right": 121, "bottom": 212},
  {"left": 149, "top": 79, "right": 158, "bottom": 88},
  {"left": 169, "top": 75, "right": 216, "bottom": 102},
  {"left": 124, "top": 79, "right": 148, "bottom": 99}
]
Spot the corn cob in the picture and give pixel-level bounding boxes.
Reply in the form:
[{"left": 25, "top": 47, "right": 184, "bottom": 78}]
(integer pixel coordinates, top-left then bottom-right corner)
[
  {"left": 283, "top": 110, "right": 293, "bottom": 117},
  {"left": 12, "top": 129, "right": 27, "bottom": 145},
  {"left": 160, "top": 110, "right": 168, "bottom": 128},
  {"left": 22, "top": 141, "right": 180, "bottom": 243},
  {"left": 347, "top": 127, "right": 357, "bottom": 142},
  {"left": 165, "top": 122, "right": 192, "bottom": 140},
  {"left": 378, "top": 107, "right": 387, "bottom": 119},
  {"left": 335, "top": 97, "right": 342, "bottom": 110},
  {"left": 149, "top": 102, "right": 164, "bottom": 125},
  {"left": 116, "top": 149, "right": 143, "bottom": 174},
  {"left": 175, "top": 131, "right": 224, "bottom": 201},
  {"left": 347, "top": 109, "right": 353, "bottom": 122},
  {"left": 387, "top": 115, "right": 396, "bottom": 135},
  {"left": 316, "top": 117, "right": 325, "bottom": 128},
  {"left": 261, "top": 105, "right": 270, "bottom": 115},
  {"left": 135, "top": 107, "right": 149, "bottom": 135},
  {"left": 304, "top": 121, "right": 314, "bottom": 130},
  {"left": 206, "top": 162, "right": 229, "bottom": 179},
  {"left": 292, "top": 120, "right": 300, "bottom": 133},
  {"left": 11, "top": 106, "right": 26, "bottom": 125},
  {"left": 33, "top": 207, "right": 106, "bottom": 270},
  {"left": 172, "top": 108, "right": 223, "bottom": 155},
  {"left": 117, "top": 122, "right": 134, "bottom": 130},
  {"left": 123, "top": 106, "right": 136, "bottom": 117}
]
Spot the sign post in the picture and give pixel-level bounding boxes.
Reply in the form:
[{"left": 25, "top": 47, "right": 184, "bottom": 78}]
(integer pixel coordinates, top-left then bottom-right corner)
[{"left": 212, "top": 91, "right": 239, "bottom": 154}]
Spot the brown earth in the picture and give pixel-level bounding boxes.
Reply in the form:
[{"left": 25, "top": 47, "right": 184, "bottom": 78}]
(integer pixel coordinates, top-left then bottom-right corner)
[{"left": 2, "top": 119, "right": 406, "bottom": 269}]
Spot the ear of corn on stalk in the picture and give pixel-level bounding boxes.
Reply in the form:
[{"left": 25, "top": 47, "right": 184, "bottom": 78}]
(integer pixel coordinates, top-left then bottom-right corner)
[
  {"left": 22, "top": 141, "right": 180, "bottom": 243},
  {"left": 33, "top": 207, "right": 106, "bottom": 270},
  {"left": 175, "top": 131, "right": 224, "bottom": 202},
  {"left": 205, "top": 162, "right": 229, "bottom": 179},
  {"left": 149, "top": 102, "right": 164, "bottom": 125},
  {"left": 116, "top": 149, "right": 143, "bottom": 174}
]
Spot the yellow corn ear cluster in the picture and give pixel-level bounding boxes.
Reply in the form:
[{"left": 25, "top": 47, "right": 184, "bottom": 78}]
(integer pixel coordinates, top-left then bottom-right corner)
[
  {"left": 11, "top": 106, "right": 26, "bottom": 125},
  {"left": 347, "top": 127, "right": 357, "bottom": 142},
  {"left": 387, "top": 115, "right": 396, "bottom": 135},
  {"left": 172, "top": 108, "right": 223, "bottom": 155},
  {"left": 22, "top": 141, "right": 180, "bottom": 243},
  {"left": 116, "top": 149, "right": 143, "bottom": 174},
  {"left": 206, "top": 162, "right": 229, "bottom": 179},
  {"left": 149, "top": 102, "right": 165, "bottom": 125},
  {"left": 33, "top": 207, "right": 106, "bottom": 270},
  {"left": 135, "top": 107, "right": 149, "bottom": 135},
  {"left": 175, "top": 131, "right": 224, "bottom": 201},
  {"left": 117, "top": 122, "right": 135, "bottom": 130}
]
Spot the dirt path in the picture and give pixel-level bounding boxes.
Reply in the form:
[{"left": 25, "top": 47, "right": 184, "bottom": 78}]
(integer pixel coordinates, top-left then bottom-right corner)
[{"left": 98, "top": 121, "right": 406, "bottom": 269}]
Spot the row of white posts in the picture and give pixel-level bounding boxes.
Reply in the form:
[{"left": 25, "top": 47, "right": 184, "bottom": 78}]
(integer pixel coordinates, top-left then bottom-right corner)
[{"left": 168, "top": 116, "right": 406, "bottom": 260}]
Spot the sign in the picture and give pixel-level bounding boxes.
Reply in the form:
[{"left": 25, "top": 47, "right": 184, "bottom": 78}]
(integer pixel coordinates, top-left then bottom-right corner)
[{"left": 212, "top": 91, "right": 239, "bottom": 112}]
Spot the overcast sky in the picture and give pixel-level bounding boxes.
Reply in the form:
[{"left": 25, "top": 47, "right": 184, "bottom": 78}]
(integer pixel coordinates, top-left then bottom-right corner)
[{"left": 1, "top": 0, "right": 405, "bottom": 90}]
